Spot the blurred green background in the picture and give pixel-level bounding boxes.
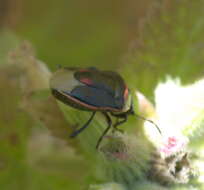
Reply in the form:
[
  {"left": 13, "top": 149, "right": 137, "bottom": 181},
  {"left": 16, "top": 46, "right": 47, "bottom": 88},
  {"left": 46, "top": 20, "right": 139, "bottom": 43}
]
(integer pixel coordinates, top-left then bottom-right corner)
[
  {"left": 0, "top": 0, "right": 204, "bottom": 189},
  {"left": 2, "top": 0, "right": 149, "bottom": 69},
  {"left": 1, "top": 0, "right": 203, "bottom": 95}
]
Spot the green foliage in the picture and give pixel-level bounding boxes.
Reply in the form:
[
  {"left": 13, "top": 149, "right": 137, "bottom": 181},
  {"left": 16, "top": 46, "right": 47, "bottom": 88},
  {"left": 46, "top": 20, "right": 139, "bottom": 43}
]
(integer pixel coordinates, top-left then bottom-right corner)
[
  {"left": 121, "top": 0, "right": 204, "bottom": 96},
  {"left": 1, "top": 0, "right": 204, "bottom": 189}
]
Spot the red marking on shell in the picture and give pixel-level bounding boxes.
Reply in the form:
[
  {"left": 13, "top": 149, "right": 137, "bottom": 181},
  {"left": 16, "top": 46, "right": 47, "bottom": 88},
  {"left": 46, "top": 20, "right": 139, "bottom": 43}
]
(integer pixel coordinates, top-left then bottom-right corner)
[
  {"left": 124, "top": 86, "right": 129, "bottom": 99},
  {"left": 80, "top": 78, "right": 93, "bottom": 85}
]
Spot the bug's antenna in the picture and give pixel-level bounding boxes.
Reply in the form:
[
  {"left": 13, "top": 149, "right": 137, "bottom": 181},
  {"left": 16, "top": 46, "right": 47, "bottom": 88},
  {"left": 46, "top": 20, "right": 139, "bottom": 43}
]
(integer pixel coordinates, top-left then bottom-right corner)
[{"left": 134, "top": 113, "right": 162, "bottom": 134}]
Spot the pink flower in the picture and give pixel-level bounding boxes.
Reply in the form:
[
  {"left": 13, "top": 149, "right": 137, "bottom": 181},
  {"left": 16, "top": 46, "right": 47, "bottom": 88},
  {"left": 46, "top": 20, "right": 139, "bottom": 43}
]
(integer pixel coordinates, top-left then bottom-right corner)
[{"left": 160, "top": 136, "right": 188, "bottom": 156}]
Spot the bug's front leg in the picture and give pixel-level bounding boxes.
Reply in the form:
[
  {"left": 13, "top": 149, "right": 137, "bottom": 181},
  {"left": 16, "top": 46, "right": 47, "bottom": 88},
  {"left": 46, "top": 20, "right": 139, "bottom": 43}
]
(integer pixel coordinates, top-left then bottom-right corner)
[{"left": 110, "top": 113, "right": 127, "bottom": 133}]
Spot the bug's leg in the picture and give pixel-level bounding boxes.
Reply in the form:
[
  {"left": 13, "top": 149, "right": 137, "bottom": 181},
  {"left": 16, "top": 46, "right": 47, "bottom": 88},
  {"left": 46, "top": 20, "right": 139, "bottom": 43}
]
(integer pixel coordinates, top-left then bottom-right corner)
[
  {"left": 111, "top": 117, "right": 123, "bottom": 133},
  {"left": 111, "top": 114, "right": 127, "bottom": 133},
  {"left": 70, "top": 112, "right": 96, "bottom": 138},
  {"left": 96, "top": 112, "right": 112, "bottom": 149}
]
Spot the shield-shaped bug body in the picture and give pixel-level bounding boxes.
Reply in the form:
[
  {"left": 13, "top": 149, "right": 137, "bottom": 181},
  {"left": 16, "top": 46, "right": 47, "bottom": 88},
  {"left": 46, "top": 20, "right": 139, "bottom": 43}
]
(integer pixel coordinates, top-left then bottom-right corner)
[{"left": 50, "top": 67, "right": 160, "bottom": 149}]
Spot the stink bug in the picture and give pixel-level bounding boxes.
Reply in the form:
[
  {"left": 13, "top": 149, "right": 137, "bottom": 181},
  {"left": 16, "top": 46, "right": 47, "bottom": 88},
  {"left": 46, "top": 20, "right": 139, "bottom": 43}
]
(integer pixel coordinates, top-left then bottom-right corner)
[{"left": 50, "top": 67, "right": 160, "bottom": 149}]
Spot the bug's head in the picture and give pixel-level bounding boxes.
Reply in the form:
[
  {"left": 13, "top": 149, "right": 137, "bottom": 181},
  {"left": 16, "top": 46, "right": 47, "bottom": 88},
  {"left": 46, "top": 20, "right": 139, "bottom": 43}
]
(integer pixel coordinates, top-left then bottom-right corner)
[
  {"left": 123, "top": 96, "right": 135, "bottom": 115},
  {"left": 128, "top": 101, "right": 135, "bottom": 115}
]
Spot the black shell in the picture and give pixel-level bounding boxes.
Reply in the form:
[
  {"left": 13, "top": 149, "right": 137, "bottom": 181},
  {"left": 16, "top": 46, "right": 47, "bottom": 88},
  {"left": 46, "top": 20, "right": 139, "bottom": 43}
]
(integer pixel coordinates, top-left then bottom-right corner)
[{"left": 50, "top": 67, "right": 130, "bottom": 112}]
